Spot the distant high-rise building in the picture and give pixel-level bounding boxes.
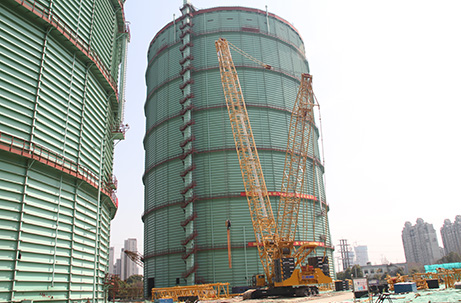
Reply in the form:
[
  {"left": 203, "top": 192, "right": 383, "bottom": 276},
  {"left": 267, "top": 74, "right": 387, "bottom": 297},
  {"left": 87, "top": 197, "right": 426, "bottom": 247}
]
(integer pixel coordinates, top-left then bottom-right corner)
[
  {"left": 119, "top": 238, "right": 139, "bottom": 280},
  {"left": 111, "top": 239, "right": 140, "bottom": 280},
  {"left": 402, "top": 218, "right": 442, "bottom": 265},
  {"left": 440, "top": 215, "right": 461, "bottom": 256},
  {"left": 120, "top": 248, "right": 126, "bottom": 280},
  {"left": 126, "top": 238, "right": 139, "bottom": 278},
  {"left": 109, "top": 247, "right": 115, "bottom": 274},
  {"left": 354, "top": 245, "right": 369, "bottom": 266},
  {"left": 115, "top": 258, "right": 122, "bottom": 277}
]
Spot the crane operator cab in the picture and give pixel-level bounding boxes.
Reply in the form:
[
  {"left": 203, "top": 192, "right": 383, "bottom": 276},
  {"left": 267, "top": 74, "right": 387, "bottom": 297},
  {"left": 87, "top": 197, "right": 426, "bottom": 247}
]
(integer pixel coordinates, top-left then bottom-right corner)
[{"left": 251, "top": 274, "right": 266, "bottom": 288}]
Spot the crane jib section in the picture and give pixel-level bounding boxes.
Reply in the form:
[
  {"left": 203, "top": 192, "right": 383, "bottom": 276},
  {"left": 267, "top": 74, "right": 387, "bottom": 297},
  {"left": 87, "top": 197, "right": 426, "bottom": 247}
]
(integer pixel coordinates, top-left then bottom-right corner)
[
  {"left": 278, "top": 74, "right": 317, "bottom": 244},
  {"left": 215, "top": 38, "right": 278, "bottom": 282}
]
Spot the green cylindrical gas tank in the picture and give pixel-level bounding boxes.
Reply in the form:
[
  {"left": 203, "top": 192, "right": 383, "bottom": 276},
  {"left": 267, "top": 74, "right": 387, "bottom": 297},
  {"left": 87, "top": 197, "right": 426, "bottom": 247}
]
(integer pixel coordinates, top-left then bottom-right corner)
[{"left": 144, "top": 4, "right": 334, "bottom": 292}]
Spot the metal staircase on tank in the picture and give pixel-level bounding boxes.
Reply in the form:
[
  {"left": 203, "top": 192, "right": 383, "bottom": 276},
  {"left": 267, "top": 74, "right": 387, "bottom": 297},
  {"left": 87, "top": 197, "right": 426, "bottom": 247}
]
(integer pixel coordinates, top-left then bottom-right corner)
[{"left": 179, "top": 0, "right": 198, "bottom": 284}]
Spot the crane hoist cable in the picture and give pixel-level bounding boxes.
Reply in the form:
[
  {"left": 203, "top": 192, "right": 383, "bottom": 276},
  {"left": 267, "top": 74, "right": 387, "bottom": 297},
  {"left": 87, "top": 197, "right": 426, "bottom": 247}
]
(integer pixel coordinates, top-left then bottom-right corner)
[{"left": 225, "top": 40, "right": 272, "bottom": 70}]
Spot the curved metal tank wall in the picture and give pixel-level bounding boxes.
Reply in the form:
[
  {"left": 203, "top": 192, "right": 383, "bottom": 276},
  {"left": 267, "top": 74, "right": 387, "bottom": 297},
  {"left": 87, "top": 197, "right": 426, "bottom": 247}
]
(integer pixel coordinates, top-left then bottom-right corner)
[
  {"left": 144, "top": 4, "right": 333, "bottom": 292},
  {"left": 0, "top": 0, "right": 128, "bottom": 302}
]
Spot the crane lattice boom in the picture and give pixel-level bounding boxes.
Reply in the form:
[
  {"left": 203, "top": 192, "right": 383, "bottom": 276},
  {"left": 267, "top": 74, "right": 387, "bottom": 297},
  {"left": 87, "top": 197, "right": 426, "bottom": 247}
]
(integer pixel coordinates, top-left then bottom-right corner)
[
  {"left": 215, "top": 39, "right": 331, "bottom": 292},
  {"left": 278, "top": 74, "right": 317, "bottom": 245},
  {"left": 215, "top": 38, "right": 278, "bottom": 283}
]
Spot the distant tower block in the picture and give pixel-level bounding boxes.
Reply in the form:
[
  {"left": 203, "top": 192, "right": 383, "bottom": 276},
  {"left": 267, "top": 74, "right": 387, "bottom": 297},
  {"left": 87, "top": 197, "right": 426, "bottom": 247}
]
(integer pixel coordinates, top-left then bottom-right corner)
[
  {"left": 440, "top": 215, "right": 461, "bottom": 256},
  {"left": 354, "top": 245, "right": 370, "bottom": 266},
  {"left": 0, "top": 1, "right": 129, "bottom": 302},
  {"left": 143, "top": 3, "right": 333, "bottom": 294},
  {"left": 402, "top": 219, "right": 442, "bottom": 265}
]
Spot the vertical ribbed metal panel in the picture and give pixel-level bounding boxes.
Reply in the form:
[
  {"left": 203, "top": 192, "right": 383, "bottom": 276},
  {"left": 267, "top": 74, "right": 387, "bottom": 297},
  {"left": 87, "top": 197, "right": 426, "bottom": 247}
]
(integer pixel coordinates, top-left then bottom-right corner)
[
  {"left": 144, "top": 5, "right": 334, "bottom": 292},
  {"left": 0, "top": 0, "right": 128, "bottom": 302}
]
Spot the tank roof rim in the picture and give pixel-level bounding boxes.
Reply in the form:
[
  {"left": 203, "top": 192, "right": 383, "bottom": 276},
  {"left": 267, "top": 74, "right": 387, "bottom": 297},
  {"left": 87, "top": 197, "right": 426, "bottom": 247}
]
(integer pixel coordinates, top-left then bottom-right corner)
[{"left": 149, "top": 5, "right": 302, "bottom": 50}]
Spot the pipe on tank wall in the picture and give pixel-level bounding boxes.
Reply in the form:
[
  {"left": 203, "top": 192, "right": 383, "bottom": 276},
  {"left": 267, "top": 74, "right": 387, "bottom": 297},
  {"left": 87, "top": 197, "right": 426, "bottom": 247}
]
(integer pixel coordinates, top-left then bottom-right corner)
[
  {"left": 173, "top": 14, "right": 176, "bottom": 42},
  {"left": 265, "top": 5, "right": 270, "bottom": 34}
]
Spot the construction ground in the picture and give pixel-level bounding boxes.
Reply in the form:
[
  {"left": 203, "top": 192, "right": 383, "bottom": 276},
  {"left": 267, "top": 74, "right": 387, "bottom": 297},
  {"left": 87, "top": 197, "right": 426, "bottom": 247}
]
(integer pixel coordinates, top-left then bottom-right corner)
[
  {"left": 198, "top": 288, "right": 461, "bottom": 303},
  {"left": 204, "top": 291, "right": 353, "bottom": 303},
  {"left": 146, "top": 268, "right": 461, "bottom": 302}
]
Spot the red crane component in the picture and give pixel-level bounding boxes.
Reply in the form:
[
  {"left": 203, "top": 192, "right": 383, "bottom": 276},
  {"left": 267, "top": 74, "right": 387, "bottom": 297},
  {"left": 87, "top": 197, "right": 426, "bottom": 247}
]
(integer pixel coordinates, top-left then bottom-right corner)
[{"left": 124, "top": 250, "right": 144, "bottom": 268}]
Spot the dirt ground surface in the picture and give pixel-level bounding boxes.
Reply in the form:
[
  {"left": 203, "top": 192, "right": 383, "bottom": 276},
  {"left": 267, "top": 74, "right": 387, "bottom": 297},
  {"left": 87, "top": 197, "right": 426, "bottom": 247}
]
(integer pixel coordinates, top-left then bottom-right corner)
[{"left": 203, "top": 291, "right": 354, "bottom": 303}]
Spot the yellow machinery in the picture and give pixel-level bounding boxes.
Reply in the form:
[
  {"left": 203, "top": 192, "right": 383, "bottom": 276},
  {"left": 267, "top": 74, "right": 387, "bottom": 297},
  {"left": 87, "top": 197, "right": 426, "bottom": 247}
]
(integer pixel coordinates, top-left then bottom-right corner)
[
  {"left": 438, "top": 268, "right": 461, "bottom": 288},
  {"left": 151, "top": 283, "right": 230, "bottom": 301},
  {"left": 215, "top": 38, "right": 331, "bottom": 298},
  {"left": 386, "top": 269, "right": 461, "bottom": 291},
  {"left": 386, "top": 274, "right": 407, "bottom": 291}
]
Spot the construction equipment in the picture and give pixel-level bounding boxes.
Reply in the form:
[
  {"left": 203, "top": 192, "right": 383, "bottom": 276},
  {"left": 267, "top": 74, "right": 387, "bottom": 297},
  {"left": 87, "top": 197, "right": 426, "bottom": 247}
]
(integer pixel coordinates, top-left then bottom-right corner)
[
  {"left": 437, "top": 268, "right": 461, "bottom": 289},
  {"left": 226, "top": 219, "right": 232, "bottom": 268},
  {"left": 215, "top": 38, "right": 331, "bottom": 298},
  {"left": 104, "top": 274, "right": 120, "bottom": 303},
  {"left": 152, "top": 283, "right": 230, "bottom": 301},
  {"left": 386, "top": 269, "right": 461, "bottom": 291},
  {"left": 124, "top": 250, "right": 144, "bottom": 268},
  {"left": 386, "top": 274, "right": 407, "bottom": 291}
]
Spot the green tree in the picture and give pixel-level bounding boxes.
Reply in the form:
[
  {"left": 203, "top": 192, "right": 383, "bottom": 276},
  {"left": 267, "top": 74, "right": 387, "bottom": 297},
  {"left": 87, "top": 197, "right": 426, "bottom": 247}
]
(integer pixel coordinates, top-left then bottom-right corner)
[
  {"left": 106, "top": 275, "right": 144, "bottom": 301},
  {"left": 124, "top": 275, "right": 143, "bottom": 300},
  {"left": 117, "top": 280, "right": 129, "bottom": 299},
  {"left": 350, "top": 265, "right": 364, "bottom": 278},
  {"left": 437, "top": 252, "right": 461, "bottom": 264},
  {"left": 336, "top": 265, "right": 363, "bottom": 280},
  {"left": 127, "top": 274, "right": 143, "bottom": 284}
]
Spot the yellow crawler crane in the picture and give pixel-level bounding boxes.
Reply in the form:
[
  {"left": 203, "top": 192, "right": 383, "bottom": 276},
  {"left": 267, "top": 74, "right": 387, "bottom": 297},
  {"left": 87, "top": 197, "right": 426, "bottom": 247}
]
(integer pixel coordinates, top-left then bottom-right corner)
[
  {"left": 215, "top": 38, "right": 332, "bottom": 299},
  {"left": 215, "top": 38, "right": 278, "bottom": 285}
]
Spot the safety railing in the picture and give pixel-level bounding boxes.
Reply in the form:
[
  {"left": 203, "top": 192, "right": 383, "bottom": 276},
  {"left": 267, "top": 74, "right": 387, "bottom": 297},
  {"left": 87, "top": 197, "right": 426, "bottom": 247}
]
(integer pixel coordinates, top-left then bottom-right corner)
[{"left": 0, "top": 131, "right": 118, "bottom": 208}]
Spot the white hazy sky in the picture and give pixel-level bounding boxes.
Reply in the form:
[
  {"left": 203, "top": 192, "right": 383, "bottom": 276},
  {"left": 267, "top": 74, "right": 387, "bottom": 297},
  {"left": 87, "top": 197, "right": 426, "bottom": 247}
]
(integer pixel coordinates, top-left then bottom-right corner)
[{"left": 110, "top": 0, "right": 461, "bottom": 266}]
